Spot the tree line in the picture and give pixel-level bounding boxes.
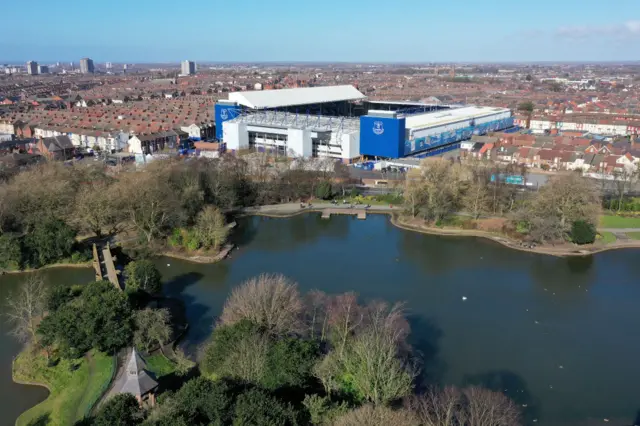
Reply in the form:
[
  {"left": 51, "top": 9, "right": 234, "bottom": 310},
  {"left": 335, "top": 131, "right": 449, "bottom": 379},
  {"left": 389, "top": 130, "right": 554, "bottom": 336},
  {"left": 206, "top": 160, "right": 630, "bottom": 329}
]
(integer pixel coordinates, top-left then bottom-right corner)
[
  {"left": 403, "top": 158, "right": 602, "bottom": 244},
  {"left": 84, "top": 273, "right": 522, "bottom": 426},
  {"left": 0, "top": 154, "right": 342, "bottom": 270}
]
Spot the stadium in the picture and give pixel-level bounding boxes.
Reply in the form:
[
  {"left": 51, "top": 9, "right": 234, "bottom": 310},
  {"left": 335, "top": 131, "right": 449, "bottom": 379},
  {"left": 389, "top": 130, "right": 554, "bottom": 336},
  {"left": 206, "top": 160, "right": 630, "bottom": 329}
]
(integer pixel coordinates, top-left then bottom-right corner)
[{"left": 214, "top": 85, "right": 513, "bottom": 161}]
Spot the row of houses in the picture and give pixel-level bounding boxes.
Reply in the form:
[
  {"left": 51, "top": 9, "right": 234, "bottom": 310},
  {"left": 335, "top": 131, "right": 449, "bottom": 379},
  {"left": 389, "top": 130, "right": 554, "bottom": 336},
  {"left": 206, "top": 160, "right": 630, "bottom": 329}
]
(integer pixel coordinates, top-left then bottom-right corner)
[{"left": 463, "top": 133, "right": 640, "bottom": 175}]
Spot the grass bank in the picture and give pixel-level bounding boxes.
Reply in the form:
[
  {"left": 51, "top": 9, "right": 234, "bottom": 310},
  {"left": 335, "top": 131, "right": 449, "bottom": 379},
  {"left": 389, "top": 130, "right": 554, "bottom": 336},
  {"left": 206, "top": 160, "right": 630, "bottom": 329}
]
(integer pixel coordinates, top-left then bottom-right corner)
[
  {"left": 145, "top": 353, "right": 177, "bottom": 378},
  {"left": 13, "top": 349, "right": 113, "bottom": 426},
  {"left": 599, "top": 215, "right": 640, "bottom": 228},
  {"left": 599, "top": 231, "right": 617, "bottom": 244}
]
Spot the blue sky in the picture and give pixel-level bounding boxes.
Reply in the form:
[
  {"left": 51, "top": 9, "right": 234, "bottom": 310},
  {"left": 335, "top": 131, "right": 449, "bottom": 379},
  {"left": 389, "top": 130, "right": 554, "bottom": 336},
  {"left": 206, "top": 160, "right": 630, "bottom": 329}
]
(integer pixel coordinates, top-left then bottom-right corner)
[{"left": 2, "top": 0, "right": 639, "bottom": 63}]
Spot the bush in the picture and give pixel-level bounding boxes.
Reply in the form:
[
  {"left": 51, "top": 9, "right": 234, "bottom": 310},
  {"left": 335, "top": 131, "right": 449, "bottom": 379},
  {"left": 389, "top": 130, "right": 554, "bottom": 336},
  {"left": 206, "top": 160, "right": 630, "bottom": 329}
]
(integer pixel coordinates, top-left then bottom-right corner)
[
  {"left": 316, "top": 181, "right": 333, "bottom": 200},
  {"left": 571, "top": 220, "right": 596, "bottom": 245}
]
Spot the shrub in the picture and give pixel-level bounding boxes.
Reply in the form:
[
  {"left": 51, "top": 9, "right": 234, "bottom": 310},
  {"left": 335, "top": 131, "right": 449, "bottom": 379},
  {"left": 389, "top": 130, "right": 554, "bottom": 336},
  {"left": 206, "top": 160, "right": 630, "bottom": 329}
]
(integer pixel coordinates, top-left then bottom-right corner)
[
  {"left": 316, "top": 181, "right": 333, "bottom": 200},
  {"left": 571, "top": 220, "right": 596, "bottom": 245}
]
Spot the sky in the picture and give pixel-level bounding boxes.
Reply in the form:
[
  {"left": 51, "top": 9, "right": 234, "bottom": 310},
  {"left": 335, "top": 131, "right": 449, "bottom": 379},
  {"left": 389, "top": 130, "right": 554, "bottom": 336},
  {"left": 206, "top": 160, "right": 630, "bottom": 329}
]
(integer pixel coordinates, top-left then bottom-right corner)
[{"left": 2, "top": 0, "right": 639, "bottom": 63}]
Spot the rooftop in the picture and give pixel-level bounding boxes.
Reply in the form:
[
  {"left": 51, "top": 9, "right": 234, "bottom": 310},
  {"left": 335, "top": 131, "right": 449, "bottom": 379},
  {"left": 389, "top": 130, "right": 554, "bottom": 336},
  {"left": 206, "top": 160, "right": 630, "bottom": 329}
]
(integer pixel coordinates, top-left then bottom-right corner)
[
  {"left": 404, "top": 106, "right": 511, "bottom": 131},
  {"left": 228, "top": 85, "right": 366, "bottom": 109}
]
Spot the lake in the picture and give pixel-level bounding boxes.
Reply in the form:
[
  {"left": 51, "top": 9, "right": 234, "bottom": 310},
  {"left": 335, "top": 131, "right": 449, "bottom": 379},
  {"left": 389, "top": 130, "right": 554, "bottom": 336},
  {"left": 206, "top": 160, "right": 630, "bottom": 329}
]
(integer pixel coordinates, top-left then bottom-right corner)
[{"left": 2, "top": 213, "right": 640, "bottom": 426}]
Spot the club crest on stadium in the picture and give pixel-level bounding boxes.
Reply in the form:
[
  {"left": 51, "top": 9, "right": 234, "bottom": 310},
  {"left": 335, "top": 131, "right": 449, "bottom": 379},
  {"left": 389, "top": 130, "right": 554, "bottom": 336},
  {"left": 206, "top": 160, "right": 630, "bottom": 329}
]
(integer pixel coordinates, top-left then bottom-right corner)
[
  {"left": 373, "top": 121, "right": 384, "bottom": 135},
  {"left": 220, "top": 109, "right": 229, "bottom": 120}
]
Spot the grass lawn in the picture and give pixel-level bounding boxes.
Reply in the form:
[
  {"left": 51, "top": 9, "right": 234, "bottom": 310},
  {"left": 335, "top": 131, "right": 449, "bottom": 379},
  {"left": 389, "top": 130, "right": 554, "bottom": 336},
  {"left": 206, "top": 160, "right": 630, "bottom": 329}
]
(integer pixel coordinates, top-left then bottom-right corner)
[
  {"left": 626, "top": 232, "right": 640, "bottom": 240},
  {"left": 75, "top": 352, "right": 115, "bottom": 419},
  {"left": 599, "top": 231, "right": 617, "bottom": 244},
  {"left": 599, "top": 215, "right": 640, "bottom": 228},
  {"left": 145, "top": 353, "right": 177, "bottom": 378},
  {"left": 14, "top": 349, "right": 113, "bottom": 426}
]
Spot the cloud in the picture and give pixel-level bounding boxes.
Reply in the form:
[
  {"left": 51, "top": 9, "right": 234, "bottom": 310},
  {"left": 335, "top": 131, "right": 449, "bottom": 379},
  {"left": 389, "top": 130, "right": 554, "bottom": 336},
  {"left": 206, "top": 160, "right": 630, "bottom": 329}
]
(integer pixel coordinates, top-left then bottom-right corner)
[{"left": 555, "top": 20, "right": 640, "bottom": 40}]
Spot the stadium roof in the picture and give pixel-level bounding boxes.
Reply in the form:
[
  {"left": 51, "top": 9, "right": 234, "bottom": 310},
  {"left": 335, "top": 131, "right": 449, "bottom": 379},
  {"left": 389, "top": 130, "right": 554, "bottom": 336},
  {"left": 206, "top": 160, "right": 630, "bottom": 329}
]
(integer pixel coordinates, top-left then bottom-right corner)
[
  {"left": 228, "top": 85, "right": 366, "bottom": 109},
  {"left": 405, "top": 106, "right": 511, "bottom": 130}
]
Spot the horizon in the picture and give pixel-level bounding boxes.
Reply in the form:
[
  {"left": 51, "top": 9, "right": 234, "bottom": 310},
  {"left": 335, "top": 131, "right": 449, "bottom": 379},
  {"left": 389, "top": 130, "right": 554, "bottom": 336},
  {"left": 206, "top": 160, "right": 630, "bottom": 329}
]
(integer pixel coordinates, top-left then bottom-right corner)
[{"left": 3, "top": 0, "right": 639, "bottom": 63}]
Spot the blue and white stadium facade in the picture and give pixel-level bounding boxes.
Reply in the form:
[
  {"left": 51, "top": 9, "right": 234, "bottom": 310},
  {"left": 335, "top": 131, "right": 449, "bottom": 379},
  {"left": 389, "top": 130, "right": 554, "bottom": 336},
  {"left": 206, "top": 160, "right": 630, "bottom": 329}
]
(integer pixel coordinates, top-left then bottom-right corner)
[
  {"left": 215, "top": 85, "right": 513, "bottom": 161},
  {"left": 360, "top": 106, "right": 513, "bottom": 158}
]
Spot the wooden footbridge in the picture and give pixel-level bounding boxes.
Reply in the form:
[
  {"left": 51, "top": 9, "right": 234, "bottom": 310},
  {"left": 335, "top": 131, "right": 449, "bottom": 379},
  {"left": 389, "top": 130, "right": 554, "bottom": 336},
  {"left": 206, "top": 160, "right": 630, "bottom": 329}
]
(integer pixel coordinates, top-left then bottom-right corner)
[
  {"left": 321, "top": 208, "right": 367, "bottom": 220},
  {"left": 92, "top": 242, "right": 123, "bottom": 290}
]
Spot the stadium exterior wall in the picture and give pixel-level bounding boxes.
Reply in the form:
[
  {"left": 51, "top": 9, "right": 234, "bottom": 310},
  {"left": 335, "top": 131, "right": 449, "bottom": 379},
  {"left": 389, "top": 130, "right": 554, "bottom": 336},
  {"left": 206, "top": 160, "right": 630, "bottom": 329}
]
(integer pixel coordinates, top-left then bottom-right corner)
[
  {"left": 360, "top": 115, "right": 406, "bottom": 158},
  {"left": 404, "top": 116, "right": 513, "bottom": 156},
  {"left": 215, "top": 103, "right": 242, "bottom": 140},
  {"left": 360, "top": 115, "right": 514, "bottom": 158}
]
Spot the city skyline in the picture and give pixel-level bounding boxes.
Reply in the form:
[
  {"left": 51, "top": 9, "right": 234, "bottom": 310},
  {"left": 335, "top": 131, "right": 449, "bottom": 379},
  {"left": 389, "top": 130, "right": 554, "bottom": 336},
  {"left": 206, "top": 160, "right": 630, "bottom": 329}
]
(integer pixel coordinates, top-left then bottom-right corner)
[{"left": 1, "top": 0, "right": 639, "bottom": 63}]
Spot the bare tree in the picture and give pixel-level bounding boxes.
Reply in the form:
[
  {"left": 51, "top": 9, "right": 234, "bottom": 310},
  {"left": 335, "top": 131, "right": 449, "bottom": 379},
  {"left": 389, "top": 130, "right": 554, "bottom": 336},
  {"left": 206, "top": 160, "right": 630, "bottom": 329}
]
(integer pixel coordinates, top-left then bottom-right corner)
[
  {"left": 407, "top": 385, "right": 521, "bottom": 426},
  {"left": 117, "top": 167, "right": 180, "bottom": 243},
  {"left": 327, "top": 292, "right": 364, "bottom": 358},
  {"left": 364, "top": 300, "right": 410, "bottom": 349},
  {"left": 224, "top": 330, "right": 269, "bottom": 383},
  {"left": 219, "top": 273, "right": 304, "bottom": 335},
  {"left": 341, "top": 328, "right": 416, "bottom": 404},
  {"left": 464, "top": 386, "right": 521, "bottom": 426},
  {"left": 463, "top": 180, "right": 491, "bottom": 219},
  {"left": 133, "top": 308, "right": 172, "bottom": 352},
  {"left": 305, "top": 290, "right": 329, "bottom": 341},
  {"left": 332, "top": 404, "right": 419, "bottom": 426},
  {"left": 403, "top": 158, "right": 465, "bottom": 222},
  {"left": 5, "top": 275, "right": 48, "bottom": 344},
  {"left": 74, "top": 181, "right": 122, "bottom": 237},
  {"left": 518, "top": 172, "right": 601, "bottom": 242},
  {"left": 194, "top": 206, "right": 229, "bottom": 251},
  {"left": 407, "top": 386, "right": 465, "bottom": 426},
  {"left": 612, "top": 168, "right": 639, "bottom": 212}
]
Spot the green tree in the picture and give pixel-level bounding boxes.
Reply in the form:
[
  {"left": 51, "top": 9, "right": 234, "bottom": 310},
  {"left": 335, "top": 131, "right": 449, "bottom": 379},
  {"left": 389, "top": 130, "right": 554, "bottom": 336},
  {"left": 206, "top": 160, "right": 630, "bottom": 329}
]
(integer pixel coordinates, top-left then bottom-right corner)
[
  {"left": 571, "top": 220, "right": 596, "bottom": 245},
  {"left": 232, "top": 389, "right": 298, "bottom": 426},
  {"left": 23, "top": 217, "right": 76, "bottom": 268},
  {"left": 152, "top": 377, "right": 233, "bottom": 425},
  {"left": 125, "top": 260, "right": 162, "bottom": 294},
  {"left": 133, "top": 308, "right": 172, "bottom": 352},
  {"left": 303, "top": 394, "right": 349, "bottom": 425},
  {"left": 263, "top": 337, "right": 320, "bottom": 390},
  {"left": 202, "top": 320, "right": 268, "bottom": 383},
  {"left": 93, "top": 394, "right": 144, "bottom": 426},
  {"left": 39, "top": 281, "right": 133, "bottom": 357},
  {"left": 517, "top": 101, "right": 535, "bottom": 129},
  {"left": 315, "top": 181, "right": 332, "bottom": 200},
  {"left": 0, "top": 233, "right": 22, "bottom": 270},
  {"left": 194, "top": 206, "right": 229, "bottom": 251}
]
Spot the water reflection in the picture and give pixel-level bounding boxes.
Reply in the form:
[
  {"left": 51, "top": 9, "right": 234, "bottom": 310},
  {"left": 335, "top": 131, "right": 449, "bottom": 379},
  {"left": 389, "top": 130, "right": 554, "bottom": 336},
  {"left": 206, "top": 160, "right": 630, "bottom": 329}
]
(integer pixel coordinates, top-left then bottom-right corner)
[
  {"left": 463, "top": 370, "right": 541, "bottom": 425},
  {"left": 234, "top": 215, "right": 351, "bottom": 252}
]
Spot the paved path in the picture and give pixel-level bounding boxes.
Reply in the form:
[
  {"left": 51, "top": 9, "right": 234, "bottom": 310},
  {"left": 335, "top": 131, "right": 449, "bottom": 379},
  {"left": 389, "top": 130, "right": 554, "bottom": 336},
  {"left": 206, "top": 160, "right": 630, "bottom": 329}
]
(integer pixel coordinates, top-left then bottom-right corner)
[
  {"left": 243, "top": 202, "right": 397, "bottom": 215},
  {"left": 599, "top": 228, "right": 640, "bottom": 233}
]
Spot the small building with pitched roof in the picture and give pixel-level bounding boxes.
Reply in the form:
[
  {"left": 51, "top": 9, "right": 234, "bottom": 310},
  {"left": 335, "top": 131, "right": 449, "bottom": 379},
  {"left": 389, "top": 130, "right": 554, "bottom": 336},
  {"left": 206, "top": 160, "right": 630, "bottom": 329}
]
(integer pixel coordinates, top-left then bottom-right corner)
[{"left": 113, "top": 348, "right": 158, "bottom": 406}]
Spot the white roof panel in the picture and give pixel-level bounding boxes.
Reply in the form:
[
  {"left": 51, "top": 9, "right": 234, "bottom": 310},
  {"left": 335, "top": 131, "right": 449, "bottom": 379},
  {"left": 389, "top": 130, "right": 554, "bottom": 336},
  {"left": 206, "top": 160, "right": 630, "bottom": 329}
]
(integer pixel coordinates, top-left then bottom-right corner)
[
  {"left": 405, "top": 106, "right": 511, "bottom": 130},
  {"left": 228, "top": 85, "right": 366, "bottom": 109}
]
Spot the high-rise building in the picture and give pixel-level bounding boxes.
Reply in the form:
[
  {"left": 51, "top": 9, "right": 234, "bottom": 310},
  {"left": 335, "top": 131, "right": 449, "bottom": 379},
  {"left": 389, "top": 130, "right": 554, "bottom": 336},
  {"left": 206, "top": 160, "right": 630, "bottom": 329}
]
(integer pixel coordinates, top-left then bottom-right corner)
[
  {"left": 26, "top": 61, "right": 38, "bottom": 75},
  {"left": 105, "top": 62, "right": 112, "bottom": 70},
  {"left": 79, "top": 58, "right": 94, "bottom": 74},
  {"left": 37, "top": 65, "right": 49, "bottom": 74},
  {"left": 181, "top": 60, "right": 196, "bottom": 76}
]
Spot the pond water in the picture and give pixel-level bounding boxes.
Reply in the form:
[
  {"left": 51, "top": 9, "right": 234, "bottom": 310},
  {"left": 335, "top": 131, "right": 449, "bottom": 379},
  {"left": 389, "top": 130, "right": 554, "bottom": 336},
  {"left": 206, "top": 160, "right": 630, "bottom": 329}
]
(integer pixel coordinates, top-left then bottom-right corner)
[{"left": 2, "top": 214, "right": 640, "bottom": 425}]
